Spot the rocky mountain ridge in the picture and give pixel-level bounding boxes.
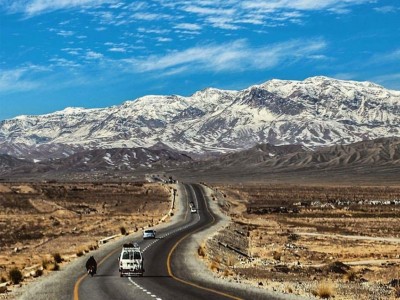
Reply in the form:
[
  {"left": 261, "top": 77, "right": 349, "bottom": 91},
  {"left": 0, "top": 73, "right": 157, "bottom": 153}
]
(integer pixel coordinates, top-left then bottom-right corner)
[{"left": 1, "top": 76, "right": 399, "bottom": 160}]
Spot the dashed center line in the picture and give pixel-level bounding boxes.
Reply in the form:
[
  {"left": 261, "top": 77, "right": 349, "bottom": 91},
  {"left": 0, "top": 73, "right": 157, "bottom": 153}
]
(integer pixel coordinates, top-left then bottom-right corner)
[{"left": 126, "top": 185, "right": 201, "bottom": 300}]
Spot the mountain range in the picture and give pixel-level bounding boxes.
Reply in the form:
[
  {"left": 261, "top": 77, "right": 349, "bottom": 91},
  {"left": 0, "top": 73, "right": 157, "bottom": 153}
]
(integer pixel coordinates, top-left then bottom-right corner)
[{"left": 1, "top": 76, "right": 399, "bottom": 160}]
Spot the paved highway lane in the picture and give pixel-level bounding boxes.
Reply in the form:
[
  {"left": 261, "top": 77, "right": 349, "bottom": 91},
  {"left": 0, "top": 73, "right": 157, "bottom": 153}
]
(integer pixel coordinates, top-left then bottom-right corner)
[
  {"left": 76, "top": 183, "right": 242, "bottom": 300},
  {"left": 74, "top": 183, "right": 296, "bottom": 300}
]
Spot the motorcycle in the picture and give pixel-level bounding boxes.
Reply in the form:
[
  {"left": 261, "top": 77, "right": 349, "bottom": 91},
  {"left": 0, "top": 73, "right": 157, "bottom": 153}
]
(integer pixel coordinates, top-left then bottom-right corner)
[{"left": 87, "top": 265, "right": 96, "bottom": 277}]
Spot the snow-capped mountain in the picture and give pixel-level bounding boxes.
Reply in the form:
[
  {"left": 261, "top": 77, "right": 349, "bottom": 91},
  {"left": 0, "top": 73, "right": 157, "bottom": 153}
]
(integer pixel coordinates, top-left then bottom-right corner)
[{"left": 1, "top": 76, "right": 399, "bottom": 159}]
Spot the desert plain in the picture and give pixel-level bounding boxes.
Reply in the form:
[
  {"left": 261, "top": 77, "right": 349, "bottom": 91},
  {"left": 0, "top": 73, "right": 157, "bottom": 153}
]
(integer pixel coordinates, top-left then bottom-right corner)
[{"left": 1, "top": 180, "right": 400, "bottom": 300}]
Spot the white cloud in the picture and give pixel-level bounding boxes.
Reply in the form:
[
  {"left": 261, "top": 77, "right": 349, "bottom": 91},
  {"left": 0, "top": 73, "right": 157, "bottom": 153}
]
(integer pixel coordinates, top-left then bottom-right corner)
[
  {"left": 133, "top": 12, "right": 171, "bottom": 21},
  {"left": 241, "top": 0, "right": 371, "bottom": 11},
  {"left": 123, "top": 38, "right": 327, "bottom": 74},
  {"left": 137, "top": 27, "right": 171, "bottom": 35},
  {"left": 371, "top": 73, "right": 400, "bottom": 90},
  {"left": 85, "top": 50, "right": 104, "bottom": 59},
  {"left": 57, "top": 30, "right": 75, "bottom": 37},
  {"left": 206, "top": 16, "right": 241, "bottom": 30},
  {"left": 370, "top": 48, "right": 400, "bottom": 65},
  {"left": 108, "top": 47, "right": 126, "bottom": 52},
  {"left": 373, "top": 6, "right": 399, "bottom": 13},
  {"left": 174, "top": 23, "right": 202, "bottom": 31},
  {"left": 183, "top": 5, "right": 236, "bottom": 16},
  {"left": 7, "top": 0, "right": 116, "bottom": 16},
  {"left": 61, "top": 47, "right": 82, "bottom": 55},
  {"left": 156, "top": 37, "right": 172, "bottom": 42},
  {"left": 0, "top": 66, "right": 45, "bottom": 93},
  {"left": 49, "top": 57, "right": 81, "bottom": 68}
]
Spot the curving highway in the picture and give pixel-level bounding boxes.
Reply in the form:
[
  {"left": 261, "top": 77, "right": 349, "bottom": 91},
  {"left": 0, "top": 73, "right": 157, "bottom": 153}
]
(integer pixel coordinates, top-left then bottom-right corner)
[{"left": 72, "top": 183, "right": 288, "bottom": 300}]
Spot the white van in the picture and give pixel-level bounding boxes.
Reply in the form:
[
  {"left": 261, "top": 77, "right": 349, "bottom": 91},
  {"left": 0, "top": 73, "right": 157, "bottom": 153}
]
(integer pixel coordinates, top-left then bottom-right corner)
[{"left": 118, "top": 243, "right": 144, "bottom": 277}]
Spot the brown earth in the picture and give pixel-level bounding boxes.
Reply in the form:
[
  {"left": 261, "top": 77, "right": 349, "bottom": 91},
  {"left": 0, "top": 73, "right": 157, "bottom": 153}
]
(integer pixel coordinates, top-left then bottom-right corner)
[
  {"left": 0, "top": 182, "right": 172, "bottom": 284},
  {"left": 200, "top": 183, "right": 400, "bottom": 300}
]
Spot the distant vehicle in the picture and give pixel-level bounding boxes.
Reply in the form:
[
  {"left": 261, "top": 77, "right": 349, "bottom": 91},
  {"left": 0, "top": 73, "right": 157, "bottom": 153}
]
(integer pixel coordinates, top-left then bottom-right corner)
[
  {"left": 189, "top": 201, "right": 195, "bottom": 208},
  {"left": 119, "top": 243, "right": 144, "bottom": 277},
  {"left": 143, "top": 229, "right": 156, "bottom": 239},
  {"left": 190, "top": 206, "right": 197, "bottom": 213}
]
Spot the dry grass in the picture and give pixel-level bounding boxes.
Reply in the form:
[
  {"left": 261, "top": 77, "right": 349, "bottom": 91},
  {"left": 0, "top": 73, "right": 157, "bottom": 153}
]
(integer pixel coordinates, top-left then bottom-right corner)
[
  {"left": 210, "top": 260, "right": 220, "bottom": 273},
  {"left": 209, "top": 183, "right": 400, "bottom": 299},
  {"left": 198, "top": 244, "right": 206, "bottom": 258},
  {"left": 313, "top": 281, "right": 335, "bottom": 299},
  {"left": 285, "top": 284, "right": 294, "bottom": 294},
  {"left": 0, "top": 181, "right": 171, "bottom": 285},
  {"left": 343, "top": 268, "right": 358, "bottom": 282},
  {"left": 226, "top": 254, "right": 237, "bottom": 267},
  {"left": 222, "top": 268, "right": 234, "bottom": 277}
]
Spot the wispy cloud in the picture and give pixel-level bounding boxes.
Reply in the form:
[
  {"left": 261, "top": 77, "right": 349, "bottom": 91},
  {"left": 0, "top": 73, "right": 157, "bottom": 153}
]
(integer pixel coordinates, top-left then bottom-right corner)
[
  {"left": 156, "top": 37, "right": 172, "bottom": 43},
  {"left": 374, "top": 5, "right": 399, "bottom": 14},
  {"left": 61, "top": 47, "right": 82, "bottom": 55},
  {"left": 0, "top": 65, "right": 46, "bottom": 93},
  {"left": 56, "top": 29, "right": 74, "bottom": 37},
  {"left": 122, "top": 38, "right": 327, "bottom": 74},
  {"left": 174, "top": 23, "right": 202, "bottom": 31},
  {"left": 369, "top": 48, "right": 400, "bottom": 65},
  {"left": 108, "top": 47, "right": 126, "bottom": 52},
  {"left": 49, "top": 57, "right": 81, "bottom": 68},
  {"left": 85, "top": 50, "right": 104, "bottom": 60},
  {"left": 371, "top": 73, "right": 400, "bottom": 90},
  {"left": 5, "top": 0, "right": 115, "bottom": 16},
  {"left": 240, "top": 0, "right": 372, "bottom": 11}
]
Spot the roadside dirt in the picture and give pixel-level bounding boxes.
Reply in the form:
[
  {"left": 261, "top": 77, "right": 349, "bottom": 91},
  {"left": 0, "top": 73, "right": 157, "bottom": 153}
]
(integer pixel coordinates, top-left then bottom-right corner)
[{"left": 198, "top": 183, "right": 400, "bottom": 300}]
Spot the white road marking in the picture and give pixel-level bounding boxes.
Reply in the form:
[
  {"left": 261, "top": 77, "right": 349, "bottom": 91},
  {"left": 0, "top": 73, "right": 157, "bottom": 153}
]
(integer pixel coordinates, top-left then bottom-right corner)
[{"left": 125, "top": 185, "right": 203, "bottom": 300}]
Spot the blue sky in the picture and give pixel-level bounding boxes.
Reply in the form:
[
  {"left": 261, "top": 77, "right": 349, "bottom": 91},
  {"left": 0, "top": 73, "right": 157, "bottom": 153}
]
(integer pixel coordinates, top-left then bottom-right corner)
[{"left": 0, "top": 0, "right": 399, "bottom": 121}]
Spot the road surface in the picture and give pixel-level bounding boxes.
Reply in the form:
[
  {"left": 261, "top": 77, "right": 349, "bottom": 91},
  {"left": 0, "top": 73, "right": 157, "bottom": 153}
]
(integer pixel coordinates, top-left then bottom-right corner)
[
  {"left": 74, "top": 183, "right": 277, "bottom": 300},
  {"left": 19, "top": 183, "right": 300, "bottom": 300}
]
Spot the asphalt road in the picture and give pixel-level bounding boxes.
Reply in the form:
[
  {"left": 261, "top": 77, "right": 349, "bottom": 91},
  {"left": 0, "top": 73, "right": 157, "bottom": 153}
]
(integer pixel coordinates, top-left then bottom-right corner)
[{"left": 73, "top": 183, "right": 286, "bottom": 300}]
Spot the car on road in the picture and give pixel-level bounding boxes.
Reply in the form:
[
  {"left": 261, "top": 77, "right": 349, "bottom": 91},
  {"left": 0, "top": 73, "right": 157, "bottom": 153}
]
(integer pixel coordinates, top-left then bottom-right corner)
[
  {"left": 143, "top": 229, "right": 156, "bottom": 239},
  {"left": 190, "top": 206, "right": 197, "bottom": 213},
  {"left": 119, "top": 243, "right": 144, "bottom": 277}
]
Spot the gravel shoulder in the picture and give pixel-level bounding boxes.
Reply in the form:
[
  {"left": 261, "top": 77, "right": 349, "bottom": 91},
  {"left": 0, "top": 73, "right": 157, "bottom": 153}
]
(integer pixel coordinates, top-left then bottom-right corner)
[{"left": 176, "top": 184, "right": 308, "bottom": 300}]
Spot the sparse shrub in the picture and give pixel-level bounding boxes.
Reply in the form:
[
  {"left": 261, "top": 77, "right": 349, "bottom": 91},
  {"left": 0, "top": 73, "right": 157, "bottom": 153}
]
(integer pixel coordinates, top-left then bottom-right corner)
[
  {"left": 76, "top": 250, "right": 84, "bottom": 257},
  {"left": 285, "top": 285, "right": 293, "bottom": 293},
  {"left": 34, "top": 269, "right": 43, "bottom": 277},
  {"left": 120, "top": 226, "right": 127, "bottom": 235},
  {"left": 42, "top": 259, "right": 50, "bottom": 270},
  {"left": 52, "top": 253, "right": 63, "bottom": 263},
  {"left": 344, "top": 269, "right": 357, "bottom": 282},
  {"left": 89, "top": 244, "right": 98, "bottom": 251},
  {"left": 273, "top": 251, "right": 281, "bottom": 261},
  {"left": 8, "top": 268, "right": 23, "bottom": 284},
  {"left": 210, "top": 261, "right": 219, "bottom": 272},
  {"left": 214, "top": 255, "right": 221, "bottom": 263},
  {"left": 197, "top": 245, "right": 205, "bottom": 258},
  {"left": 313, "top": 281, "right": 335, "bottom": 299},
  {"left": 395, "top": 286, "right": 400, "bottom": 298},
  {"left": 287, "top": 233, "right": 300, "bottom": 242},
  {"left": 50, "top": 262, "right": 60, "bottom": 271},
  {"left": 1, "top": 275, "right": 7, "bottom": 283},
  {"left": 226, "top": 255, "right": 237, "bottom": 267}
]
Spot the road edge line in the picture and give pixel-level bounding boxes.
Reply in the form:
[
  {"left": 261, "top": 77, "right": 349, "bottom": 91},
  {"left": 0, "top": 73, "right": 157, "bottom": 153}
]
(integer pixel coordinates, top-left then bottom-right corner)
[
  {"left": 166, "top": 184, "right": 243, "bottom": 300},
  {"left": 73, "top": 246, "right": 121, "bottom": 300}
]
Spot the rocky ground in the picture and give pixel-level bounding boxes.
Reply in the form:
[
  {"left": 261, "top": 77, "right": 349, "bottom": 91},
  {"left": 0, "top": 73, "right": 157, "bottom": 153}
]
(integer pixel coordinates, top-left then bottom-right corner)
[
  {"left": 198, "top": 183, "right": 400, "bottom": 300},
  {"left": 0, "top": 181, "right": 173, "bottom": 295}
]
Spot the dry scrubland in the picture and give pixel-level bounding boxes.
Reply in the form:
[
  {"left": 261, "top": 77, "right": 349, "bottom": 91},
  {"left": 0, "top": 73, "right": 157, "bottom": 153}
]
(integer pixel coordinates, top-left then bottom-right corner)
[
  {"left": 202, "top": 184, "right": 400, "bottom": 299},
  {"left": 0, "top": 182, "right": 170, "bottom": 288}
]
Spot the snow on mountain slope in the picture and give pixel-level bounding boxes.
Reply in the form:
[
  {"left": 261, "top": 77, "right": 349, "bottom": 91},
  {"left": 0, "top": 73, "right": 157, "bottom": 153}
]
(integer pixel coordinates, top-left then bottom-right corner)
[{"left": 0, "top": 76, "right": 399, "bottom": 159}]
